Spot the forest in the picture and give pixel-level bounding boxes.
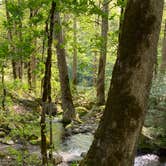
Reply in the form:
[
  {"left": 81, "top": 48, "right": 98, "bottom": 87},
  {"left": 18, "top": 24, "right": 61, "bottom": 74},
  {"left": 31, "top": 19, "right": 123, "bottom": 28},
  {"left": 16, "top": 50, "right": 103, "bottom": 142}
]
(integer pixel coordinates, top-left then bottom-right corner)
[{"left": 0, "top": 0, "right": 166, "bottom": 166}]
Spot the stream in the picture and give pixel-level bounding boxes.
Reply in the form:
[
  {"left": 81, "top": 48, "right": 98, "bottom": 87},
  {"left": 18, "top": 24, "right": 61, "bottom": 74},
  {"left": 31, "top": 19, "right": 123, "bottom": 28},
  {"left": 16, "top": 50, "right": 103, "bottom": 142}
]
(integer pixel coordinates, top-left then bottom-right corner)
[
  {"left": 60, "top": 132, "right": 166, "bottom": 166},
  {"left": 0, "top": 119, "right": 165, "bottom": 166},
  {"left": 52, "top": 120, "right": 166, "bottom": 166}
]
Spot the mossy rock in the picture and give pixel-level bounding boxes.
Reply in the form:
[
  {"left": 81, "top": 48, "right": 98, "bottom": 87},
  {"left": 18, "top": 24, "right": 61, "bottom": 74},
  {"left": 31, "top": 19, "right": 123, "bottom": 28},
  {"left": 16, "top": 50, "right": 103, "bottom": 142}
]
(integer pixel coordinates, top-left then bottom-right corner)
[
  {"left": 0, "top": 131, "right": 6, "bottom": 138},
  {"left": 0, "top": 151, "right": 7, "bottom": 158},
  {"left": 138, "top": 134, "right": 157, "bottom": 150},
  {"left": 30, "top": 137, "right": 50, "bottom": 146},
  {"left": 138, "top": 127, "right": 157, "bottom": 149},
  {"left": 75, "top": 106, "right": 89, "bottom": 117},
  {"left": 28, "top": 134, "right": 38, "bottom": 141}
]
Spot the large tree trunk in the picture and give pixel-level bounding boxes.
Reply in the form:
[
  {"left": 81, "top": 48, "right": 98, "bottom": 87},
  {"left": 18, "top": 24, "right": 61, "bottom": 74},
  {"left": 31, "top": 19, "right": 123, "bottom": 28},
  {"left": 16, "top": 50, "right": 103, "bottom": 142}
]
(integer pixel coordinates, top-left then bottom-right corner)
[
  {"left": 80, "top": 0, "right": 164, "bottom": 166},
  {"left": 72, "top": 16, "right": 77, "bottom": 86},
  {"left": 118, "top": 0, "right": 125, "bottom": 41},
  {"left": 160, "top": 20, "right": 166, "bottom": 72},
  {"left": 96, "top": 0, "right": 109, "bottom": 105},
  {"left": 41, "top": 1, "right": 56, "bottom": 165},
  {"left": 54, "top": 12, "right": 75, "bottom": 124}
]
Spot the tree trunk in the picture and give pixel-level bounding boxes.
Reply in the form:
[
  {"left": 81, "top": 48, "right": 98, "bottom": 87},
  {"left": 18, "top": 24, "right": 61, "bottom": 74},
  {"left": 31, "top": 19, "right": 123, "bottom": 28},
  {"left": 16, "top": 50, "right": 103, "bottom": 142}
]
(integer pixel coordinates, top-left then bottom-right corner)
[
  {"left": 16, "top": 0, "right": 23, "bottom": 80},
  {"left": 96, "top": 0, "right": 109, "bottom": 105},
  {"left": 80, "top": 0, "right": 164, "bottom": 166},
  {"left": 41, "top": 1, "right": 56, "bottom": 165},
  {"left": 93, "top": 10, "right": 100, "bottom": 87},
  {"left": 160, "top": 20, "right": 166, "bottom": 72},
  {"left": 54, "top": 12, "right": 75, "bottom": 124},
  {"left": 5, "top": 0, "right": 17, "bottom": 80},
  {"left": 72, "top": 16, "right": 77, "bottom": 86},
  {"left": 28, "top": 9, "right": 37, "bottom": 91},
  {"left": 118, "top": 0, "right": 125, "bottom": 41},
  {"left": 1, "top": 64, "right": 6, "bottom": 111}
]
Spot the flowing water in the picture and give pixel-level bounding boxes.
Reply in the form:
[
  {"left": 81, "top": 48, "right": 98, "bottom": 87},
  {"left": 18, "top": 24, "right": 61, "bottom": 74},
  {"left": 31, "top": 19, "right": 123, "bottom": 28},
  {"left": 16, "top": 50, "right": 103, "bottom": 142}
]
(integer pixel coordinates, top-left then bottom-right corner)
[
  {"left": 0, "top": 119, "right": 165, "bottom": 166},
  {"left": 51, "top": 119, "right": 166, "bottom": 166}
]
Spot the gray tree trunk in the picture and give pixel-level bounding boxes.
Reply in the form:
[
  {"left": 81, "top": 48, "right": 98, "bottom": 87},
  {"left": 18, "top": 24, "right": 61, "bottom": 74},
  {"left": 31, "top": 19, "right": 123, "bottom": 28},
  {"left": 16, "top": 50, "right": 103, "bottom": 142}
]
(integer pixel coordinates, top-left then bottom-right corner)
[
  {"left": 80, "top": 0, "right": 164, "bottom": 165},
  {"left": 54, "top": 12, "right": 75, "bottom": 124},
  {"left": 72, "top": 16, "right": 77, "bottom": 86},
  {"left": 96, "top": 0, "right": 109, "bottom": 105}
]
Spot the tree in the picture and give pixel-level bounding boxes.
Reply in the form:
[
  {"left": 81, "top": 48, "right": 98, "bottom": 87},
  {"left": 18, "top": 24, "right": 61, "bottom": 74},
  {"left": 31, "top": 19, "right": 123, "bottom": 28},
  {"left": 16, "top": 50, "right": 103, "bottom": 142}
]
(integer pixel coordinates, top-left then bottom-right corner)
[
  {"left": 27, "top": 8, "right": 38, "bottom": 91},
  {"left": 54, "top": 11, "right": 75, "bottom": 124},
  {"left": 160, "top": 19, "right": 166, "bottom": 72},
  {"left": 4, "top": 0, "right": 17, "bottom": 80},
  {"left": 96, "top": 0, "right": 109, "bottom": 105},
  {"left": 41, "top": 1, "right": 56, "bottom": 165},
  {"left": 72, "top": 15, "right": 78, "bottom": 86},
  {"left": 80, "top": 0, "right": 164, "bottom": 165}
]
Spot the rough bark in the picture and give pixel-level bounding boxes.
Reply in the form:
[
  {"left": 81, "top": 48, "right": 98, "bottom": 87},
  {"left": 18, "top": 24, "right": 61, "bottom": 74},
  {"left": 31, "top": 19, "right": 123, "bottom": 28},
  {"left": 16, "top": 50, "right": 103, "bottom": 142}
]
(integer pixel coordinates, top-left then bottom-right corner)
[
  {"left": 28, "top": 9, "right": 37, "bottom": 91},
  {"left": 160, "top": 20, "right": 166, "bottom": 72},
  {"left": 118, "top": 0, "right": 125, "bottom": 41},
  {"left": 72, "top": 16, "right": 77, "bottom": 86},
  {"left": 96, "top": 0, "right": 109, "bottom": 105},
  {"left": 54, "top": 12, "right": 75, "bottom": 124},
  {"left": 80, "top": 0, "right": 164, "bottom": 166},
  {"left": 41, "top": 1, "right": 56, "bottom": 165}
]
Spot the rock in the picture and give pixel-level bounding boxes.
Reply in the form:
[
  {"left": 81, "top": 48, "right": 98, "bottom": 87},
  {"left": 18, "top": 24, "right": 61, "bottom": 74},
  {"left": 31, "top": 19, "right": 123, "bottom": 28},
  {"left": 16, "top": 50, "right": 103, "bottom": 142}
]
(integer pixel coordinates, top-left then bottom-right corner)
[
  {"left": 0, "top": 131, "right": 6, "bottom": 138},
  {"left": 28, "top": 134, "right": 38, "bottom": 141},
  {"left": 75, "top": 107, "right": 88, "bottom": 117},
  {"left": 6, "top": 140, "right": 14, "bottom": 145},
  {"left": 135, "top": 154, "right": 160, "bottom": 166},
  {"left": 57, "top": 162, "right": 68, "bottom": 166},
  {"left": 81, "top": 152, "right": 87, "bottom": 158},
  {"left": 59, "top": 152, "right": 82, "bottom": 163},
  {"left": 52, "top": 153, "right": 63, "bottom": 165},
  {"left": 0, "top": 151, "right": 7, "bottom": 158}
]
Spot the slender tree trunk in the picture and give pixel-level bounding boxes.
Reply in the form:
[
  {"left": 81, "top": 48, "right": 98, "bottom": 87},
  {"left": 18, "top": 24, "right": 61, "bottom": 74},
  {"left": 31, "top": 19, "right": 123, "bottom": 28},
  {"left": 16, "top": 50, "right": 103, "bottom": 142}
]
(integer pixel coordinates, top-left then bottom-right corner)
[
  {"left": 54, "top": 12, "right": 75, "bottom": 124},
  {"left": 18, "top": 21, "right": 23, "bottom": 80},
  {"left": 80, "top": 0, "right": 164, "bottom": 165},
  {"left": 12, "top": 61, "right": 18, "bottom": 79},
  {"left": 5, "top": 0, "right": 17, "bottom": 80},
  {"left": 160, "top": 20, "right": 166, "bottom": 72},
  {"left": 28, "top": 9, "right": 37, "bottom": 91},
  {"left": 1, "top": 64, "right": 6, "bottom": 111},
  {"left": 96, "top": 0, "right": 109, "bottom": 105},
  {"left": 41, "top": 1, "right": 56, "bottom": 165},
  {"left": 93, "top": 11, "right": 100, "bottom": 87},
  {"left": 93, "top": 51, "right": 98, "bottom": 86},
  {"left": 72, "top": 16, "right": 77, "bottom": 86}
]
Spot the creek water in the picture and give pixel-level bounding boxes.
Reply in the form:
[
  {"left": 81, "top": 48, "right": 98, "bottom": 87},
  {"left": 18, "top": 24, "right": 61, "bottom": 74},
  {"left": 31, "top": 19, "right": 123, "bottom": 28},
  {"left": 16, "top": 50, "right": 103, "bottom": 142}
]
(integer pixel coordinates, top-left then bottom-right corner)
[
  {"left": 52, "top": 120, "right": 166, "bottom": 166},
  {"left": 0, "top": 119, "right": 165, "bottom": 166}
]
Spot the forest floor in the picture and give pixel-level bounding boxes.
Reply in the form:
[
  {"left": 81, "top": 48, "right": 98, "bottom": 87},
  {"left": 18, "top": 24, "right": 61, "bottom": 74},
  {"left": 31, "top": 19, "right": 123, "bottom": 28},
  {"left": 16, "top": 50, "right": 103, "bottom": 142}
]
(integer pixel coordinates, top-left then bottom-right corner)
[{"left": 0, "top": 89, "right": 166, "bottom": 165}]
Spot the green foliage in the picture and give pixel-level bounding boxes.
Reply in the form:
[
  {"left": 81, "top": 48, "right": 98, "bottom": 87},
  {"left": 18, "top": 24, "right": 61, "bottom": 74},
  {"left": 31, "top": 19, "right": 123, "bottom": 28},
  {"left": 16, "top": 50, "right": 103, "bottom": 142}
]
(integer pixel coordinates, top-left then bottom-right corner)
[{"left": 143, "top": 74, "right": 166, "bottom": 148}]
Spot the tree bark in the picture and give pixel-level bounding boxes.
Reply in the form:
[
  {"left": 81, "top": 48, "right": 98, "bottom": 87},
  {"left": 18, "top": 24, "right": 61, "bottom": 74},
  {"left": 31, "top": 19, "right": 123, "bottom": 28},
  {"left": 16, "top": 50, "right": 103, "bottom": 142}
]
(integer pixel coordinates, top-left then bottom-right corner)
[
  {"left": 72, "top": 15, "right": 77, "bottom": 86},
  {"left": 96, "top": 0, "right": 109, "bottom": 105},
  {"left": 54, "top": 12, "right": 75, "bottom": 124},
  {"left": 160, "top": 20, "right": 166, "bottom": 72},
  {"left": 41, "top": 1, "right": 56, "bottom": 165},
  {"left": 80, "top": 0, "right": 164, "bottom": 165},
  {"left": 1, "top": 64, "right": 6, "bottom": 111},
  {"left": 28, "top": 8, "right": 38, "bottom": 91},
  {"left": 118, "top": 0, "right": 125, "bottom": 41}
]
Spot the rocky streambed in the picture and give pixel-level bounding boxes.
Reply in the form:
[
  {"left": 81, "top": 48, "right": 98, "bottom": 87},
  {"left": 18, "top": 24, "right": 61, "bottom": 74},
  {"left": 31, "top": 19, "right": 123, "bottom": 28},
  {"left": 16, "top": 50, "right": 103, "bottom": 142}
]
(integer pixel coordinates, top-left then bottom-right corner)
[{"left": 0, "top": 115, "right": 165, "bottom": 166}]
